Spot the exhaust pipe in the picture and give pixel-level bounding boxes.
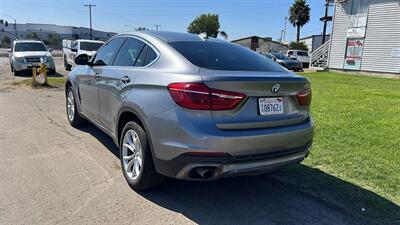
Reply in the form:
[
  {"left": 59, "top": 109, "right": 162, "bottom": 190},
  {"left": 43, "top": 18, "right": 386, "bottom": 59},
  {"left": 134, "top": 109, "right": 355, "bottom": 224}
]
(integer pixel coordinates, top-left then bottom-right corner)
[{"left": 194, "top": 167, "right": 214, "bottom": 179}]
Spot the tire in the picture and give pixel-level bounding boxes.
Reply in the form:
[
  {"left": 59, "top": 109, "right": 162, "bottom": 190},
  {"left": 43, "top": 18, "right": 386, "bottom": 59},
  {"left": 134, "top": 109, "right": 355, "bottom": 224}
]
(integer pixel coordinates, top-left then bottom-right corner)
[
  {"left": 48, "top": 69, "right": 56, "bottom": 75},
  {"left": 11, "top": 64, "right": 20, "bottom": 76},
  {"left": 120, "top": 121, "right": 164, "bottom": 190},
  {"left": 13, "top": 69, "right": 20, "bottom": 76},
  {"left": 64, "top": 56, "right": 72, "bottom": 71},
  {"left": 66, "top": 86, "right": 86, "bottom": 127}
]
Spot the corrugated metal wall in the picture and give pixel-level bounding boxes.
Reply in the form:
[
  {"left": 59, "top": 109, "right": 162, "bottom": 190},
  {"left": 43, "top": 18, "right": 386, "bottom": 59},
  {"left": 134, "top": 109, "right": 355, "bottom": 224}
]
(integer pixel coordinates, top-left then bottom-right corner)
[
  {"left": 361, "top": 0, "right": 400, "bottom": 73},
  {"left": 329, "top": 0, "right": 400, "bottom": 74}
]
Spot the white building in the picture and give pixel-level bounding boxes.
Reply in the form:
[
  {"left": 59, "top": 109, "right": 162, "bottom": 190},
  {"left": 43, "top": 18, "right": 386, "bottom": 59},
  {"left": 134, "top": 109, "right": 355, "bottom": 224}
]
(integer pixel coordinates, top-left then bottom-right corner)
[
  {"left": 328, "top": 0, "right": 400, "bottom": 75},
  {"left": 0, "top": 23, "right": 116, "bottom": 47}
]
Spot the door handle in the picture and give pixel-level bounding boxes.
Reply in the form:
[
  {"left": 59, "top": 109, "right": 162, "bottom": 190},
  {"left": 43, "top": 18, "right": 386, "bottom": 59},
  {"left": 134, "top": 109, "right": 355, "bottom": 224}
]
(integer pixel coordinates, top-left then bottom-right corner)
[{"left": 120, "top": 76, "right": 131, "bottom": 83}]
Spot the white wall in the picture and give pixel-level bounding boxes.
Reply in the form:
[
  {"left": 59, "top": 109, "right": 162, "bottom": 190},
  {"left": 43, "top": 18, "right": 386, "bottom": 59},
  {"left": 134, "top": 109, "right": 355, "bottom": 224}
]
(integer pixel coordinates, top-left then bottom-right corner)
[{"left": 329, "top": 0, "right": 400, "bottom": 74}]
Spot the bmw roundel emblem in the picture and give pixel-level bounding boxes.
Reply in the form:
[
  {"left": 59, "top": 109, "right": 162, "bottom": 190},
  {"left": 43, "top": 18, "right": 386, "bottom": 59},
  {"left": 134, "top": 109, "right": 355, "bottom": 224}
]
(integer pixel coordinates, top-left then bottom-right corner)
[{"left": 271, "top": 83, "right": 280, "bottom": 94}]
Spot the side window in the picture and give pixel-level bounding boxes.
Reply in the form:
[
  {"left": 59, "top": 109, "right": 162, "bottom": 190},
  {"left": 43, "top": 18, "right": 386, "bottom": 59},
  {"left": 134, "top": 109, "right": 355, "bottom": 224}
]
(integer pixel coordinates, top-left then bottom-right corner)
[
  {"left": 144, "top": 47, "right": 157, "bottom": 65},
  {"left": 134, "top": 45, "right": 158, "bottom": 67},
  {"left": 92, "top": 38, "right": 125, "bottom": 66},
  {"left": 134, "top": 45, "right": 147, "bottom": 67},
  {"left": 113, "top": 38, "right": 145, "bottom": 66},
  {"left": 288, "top": 51, "right": 293, "bottom": 55}
]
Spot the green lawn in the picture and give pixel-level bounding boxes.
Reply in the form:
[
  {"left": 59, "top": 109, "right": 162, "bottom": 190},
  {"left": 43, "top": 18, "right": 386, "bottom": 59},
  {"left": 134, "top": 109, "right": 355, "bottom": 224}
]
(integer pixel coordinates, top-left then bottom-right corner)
[
  {"left": 13, "top": 77, "right": 65, "bottom": 87},
  {"left": 289, "top": 72, "right": 399, "bottom": 220}
]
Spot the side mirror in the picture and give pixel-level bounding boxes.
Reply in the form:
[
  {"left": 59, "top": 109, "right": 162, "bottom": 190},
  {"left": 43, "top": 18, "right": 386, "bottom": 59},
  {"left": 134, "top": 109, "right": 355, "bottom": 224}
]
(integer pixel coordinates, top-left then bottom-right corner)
[
  {"left": 6, "top": 49, "right": 12, "bottom": 53},
  {"left": 75, "top": 54, "right": 89, "bottom": 65},
  {"left": 48, "top": 48, "right": 53, "bottom": 52},
  {"left": 71, "top": 48, "right": 78, "bottom": 53}
]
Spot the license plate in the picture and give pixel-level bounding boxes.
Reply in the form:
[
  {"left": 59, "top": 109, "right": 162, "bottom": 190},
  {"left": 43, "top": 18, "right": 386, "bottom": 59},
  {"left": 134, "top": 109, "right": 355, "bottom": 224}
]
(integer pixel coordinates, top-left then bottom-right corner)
[{"left": 258, "top": 97, "right": 284, "bottom": 115}]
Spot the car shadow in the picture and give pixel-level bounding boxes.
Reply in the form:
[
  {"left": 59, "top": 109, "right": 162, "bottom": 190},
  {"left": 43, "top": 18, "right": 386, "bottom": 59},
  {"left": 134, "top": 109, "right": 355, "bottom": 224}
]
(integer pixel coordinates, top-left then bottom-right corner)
[{"left": 76, "top": 123, "right": 400, "bottom": 225}]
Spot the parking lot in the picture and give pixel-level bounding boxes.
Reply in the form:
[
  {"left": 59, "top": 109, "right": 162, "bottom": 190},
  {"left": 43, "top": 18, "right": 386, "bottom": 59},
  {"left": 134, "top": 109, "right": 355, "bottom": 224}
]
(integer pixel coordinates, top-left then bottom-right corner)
[{"left": 0, "top": 56, "right": 396, "bottom": 225}]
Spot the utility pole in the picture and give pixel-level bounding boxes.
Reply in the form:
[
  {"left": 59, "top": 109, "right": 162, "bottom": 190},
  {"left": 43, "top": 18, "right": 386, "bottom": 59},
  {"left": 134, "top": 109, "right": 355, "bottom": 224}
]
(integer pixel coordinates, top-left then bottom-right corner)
[
  {"left": 83, "top": 4, "right": 96, "bottom": 40},
  {"left": 279, "top": 29, "right": 284, "bottom": 43},
  {"left": 154, "top": 24, "right": 161, "bottom": 31},
  {"left": 283, "top": 16, "right": 287, "bottom": 43},
  {"left": 3, "top": 14, "right": 17, "bottom": 39},
  {"left": 320, "top": 0, "right": 333, "bottom": 44}
]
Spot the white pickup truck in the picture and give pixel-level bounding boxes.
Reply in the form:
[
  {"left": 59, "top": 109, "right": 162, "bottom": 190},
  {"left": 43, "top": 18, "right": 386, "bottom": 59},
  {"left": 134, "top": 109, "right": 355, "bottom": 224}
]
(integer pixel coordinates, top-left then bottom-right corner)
[{"left": 62, "top": 39, "right": 104, "bottom": 71}]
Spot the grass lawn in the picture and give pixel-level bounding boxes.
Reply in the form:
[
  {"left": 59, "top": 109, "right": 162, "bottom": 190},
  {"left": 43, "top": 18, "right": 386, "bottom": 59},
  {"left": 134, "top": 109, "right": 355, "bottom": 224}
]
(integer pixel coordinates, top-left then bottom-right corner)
[
  {"left": 13, "top": 77, "right": 66, "bottom": 87},
  {"left": 283, "top": 71, "right": 399, "bottom": 221}
]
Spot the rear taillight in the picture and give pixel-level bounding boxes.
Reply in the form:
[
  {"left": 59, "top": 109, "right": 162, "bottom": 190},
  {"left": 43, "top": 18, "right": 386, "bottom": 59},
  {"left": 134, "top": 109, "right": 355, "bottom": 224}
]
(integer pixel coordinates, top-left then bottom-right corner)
[
  {"left": 297, "top": 86, "right": 312, "bottom": 106},
  {"left": 168, "top": 83, "right": 245, "bottom": 110}
]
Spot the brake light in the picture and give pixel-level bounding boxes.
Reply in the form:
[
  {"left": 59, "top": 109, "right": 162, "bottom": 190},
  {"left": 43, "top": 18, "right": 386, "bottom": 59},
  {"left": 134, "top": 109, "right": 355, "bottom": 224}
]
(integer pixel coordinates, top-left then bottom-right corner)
[
  {"left": 168, "top": 83, "right": 245, "bottom": 110},
  {"left": 297, "top": 87, "right": 312, "bottom": 106}
]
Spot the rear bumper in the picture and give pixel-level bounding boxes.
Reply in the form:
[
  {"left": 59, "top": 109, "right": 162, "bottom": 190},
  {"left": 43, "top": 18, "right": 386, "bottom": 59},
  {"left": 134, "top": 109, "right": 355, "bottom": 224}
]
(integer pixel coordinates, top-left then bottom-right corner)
[
  {"left": 147, "top": 106, "right": 314, "bottom": 179},
  {"left": 155, "top": 141, "right": 312, "bottom": 180}
]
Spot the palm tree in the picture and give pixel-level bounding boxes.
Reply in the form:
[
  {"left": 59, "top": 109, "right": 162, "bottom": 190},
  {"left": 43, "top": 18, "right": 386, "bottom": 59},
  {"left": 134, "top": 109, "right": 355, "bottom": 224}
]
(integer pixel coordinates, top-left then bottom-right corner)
[{"left": 289, "top": 0, "right": 311, "bottom": 48}]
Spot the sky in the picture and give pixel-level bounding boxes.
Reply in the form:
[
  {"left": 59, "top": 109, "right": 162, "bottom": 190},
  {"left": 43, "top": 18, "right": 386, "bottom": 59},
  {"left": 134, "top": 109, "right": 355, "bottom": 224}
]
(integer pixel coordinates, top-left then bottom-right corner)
[{"left": 0, "top": 0, "right": 333, "bottom": 42}]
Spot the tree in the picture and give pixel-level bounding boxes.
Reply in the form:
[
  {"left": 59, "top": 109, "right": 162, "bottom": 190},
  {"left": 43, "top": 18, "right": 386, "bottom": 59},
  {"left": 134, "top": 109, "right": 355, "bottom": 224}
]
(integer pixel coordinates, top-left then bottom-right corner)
[
  {"left": 25, "top": 32, "right": 39, "bottom": 40},
  {"left": 47, "top": 32, "right": 61, "bottom": 46},
  {"left": 187, "top": 13, "right": 228, "bottom": 39},
  {"left": 289, "top": 41, "right": 309, "bottom": 51},
  {"left": 289, "top": 0, "right": 311, "bottom": 47},
  {"left": 1, "top": 36, "right": 11, "bottom": 48}
]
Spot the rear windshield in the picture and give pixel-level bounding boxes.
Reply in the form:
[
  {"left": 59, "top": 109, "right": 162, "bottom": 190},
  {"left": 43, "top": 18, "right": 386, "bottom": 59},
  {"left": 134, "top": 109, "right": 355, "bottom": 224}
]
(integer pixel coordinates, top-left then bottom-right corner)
[
  {"left": 297, "top": 51, "right": 309, "bottom": 56},
  {"left": 170, "top": 41, "right": 285, "bottom": 72},
  {"left": 14, "top": 42, "right": 47, "bottom": 52},
  {"left": 80, "top": 42, "right": 104, "bottom": 51}
]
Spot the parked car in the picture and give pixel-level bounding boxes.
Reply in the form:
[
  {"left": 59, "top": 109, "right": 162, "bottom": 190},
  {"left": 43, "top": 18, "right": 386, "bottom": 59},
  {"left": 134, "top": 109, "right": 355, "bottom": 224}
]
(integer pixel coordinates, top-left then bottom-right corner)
[
  {"left": 65, "top": 31, "right": 314, "bottom": 190},
  {"left": 286, "top": 50, "right": 310, "bottom": 68},
  {"left": 62, "top": 39, "right": 104, "bottom": 71},
  {"left": 8, "top": 40, "right": 55, "bottom": 75},
  {"left": 265, "top": 53, "right": 303, "bottom": 71}
]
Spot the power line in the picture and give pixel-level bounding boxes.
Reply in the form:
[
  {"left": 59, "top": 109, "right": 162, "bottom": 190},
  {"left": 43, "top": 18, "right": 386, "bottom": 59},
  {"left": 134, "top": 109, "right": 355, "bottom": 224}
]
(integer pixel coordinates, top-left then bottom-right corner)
[{"left": 83, "top": 4, "right": 96, "bottom": 40}]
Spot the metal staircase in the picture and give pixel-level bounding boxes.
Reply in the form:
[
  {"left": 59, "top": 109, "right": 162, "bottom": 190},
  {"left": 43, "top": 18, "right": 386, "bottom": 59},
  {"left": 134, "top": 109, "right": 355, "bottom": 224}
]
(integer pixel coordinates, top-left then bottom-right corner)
[{"left": 311, "top": 40, "right": 330, "bottom": 68}]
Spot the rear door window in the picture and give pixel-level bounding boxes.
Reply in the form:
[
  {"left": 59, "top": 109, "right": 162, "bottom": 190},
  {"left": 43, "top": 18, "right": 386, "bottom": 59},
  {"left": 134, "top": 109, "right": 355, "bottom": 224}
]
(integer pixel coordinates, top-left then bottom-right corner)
[
  {"left": 134, "top": 45, "right": 158, "bottom": 67},
  {"left": 113, "top": 38, "right": 145, "bottom": 66},
  {"left": 144, "top": 47, "right": 157, "bottom": 65},
  {"left": 134, "top": 45, "right": 147, "bottom": 67}
]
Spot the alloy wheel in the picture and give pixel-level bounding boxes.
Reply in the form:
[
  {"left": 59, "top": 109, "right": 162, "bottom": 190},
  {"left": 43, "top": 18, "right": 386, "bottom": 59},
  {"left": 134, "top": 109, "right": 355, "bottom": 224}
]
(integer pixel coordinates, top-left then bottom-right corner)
[
  {"left": 67, "top": 90, "right": 75, "bottom": 121},
  {"left": 122, "top": 130, "right": 143, "bottom": 180}
]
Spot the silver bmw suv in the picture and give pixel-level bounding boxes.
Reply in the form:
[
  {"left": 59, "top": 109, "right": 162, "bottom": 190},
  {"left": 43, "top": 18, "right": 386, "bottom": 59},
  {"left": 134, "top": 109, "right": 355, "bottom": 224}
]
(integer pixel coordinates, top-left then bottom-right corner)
[{"left": 65, "top": 31, "right": 314, "bottom": 190}]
